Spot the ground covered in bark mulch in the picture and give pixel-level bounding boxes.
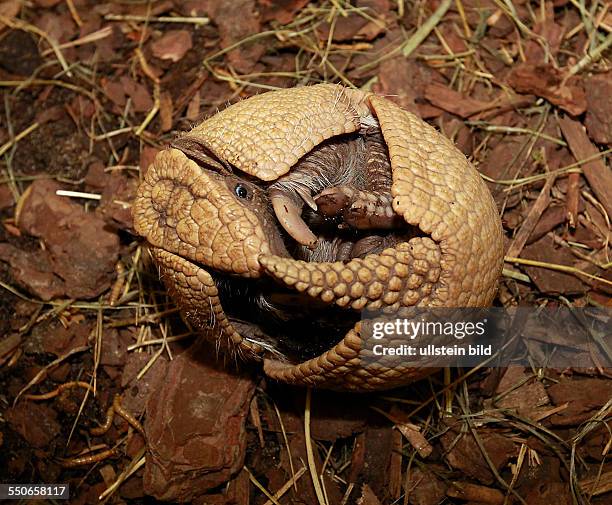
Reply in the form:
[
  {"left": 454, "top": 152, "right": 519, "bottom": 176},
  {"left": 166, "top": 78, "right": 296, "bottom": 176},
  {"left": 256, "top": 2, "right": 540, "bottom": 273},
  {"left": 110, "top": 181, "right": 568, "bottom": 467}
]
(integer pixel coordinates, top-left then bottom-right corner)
[{"left": 0, "top": 0, "right": 611, "bottom": 504}]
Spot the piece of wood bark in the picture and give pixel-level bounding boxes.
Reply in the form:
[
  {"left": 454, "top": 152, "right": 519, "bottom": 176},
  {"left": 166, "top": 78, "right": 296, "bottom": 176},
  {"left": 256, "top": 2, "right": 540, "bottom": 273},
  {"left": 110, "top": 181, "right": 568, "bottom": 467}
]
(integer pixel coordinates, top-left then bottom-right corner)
[
  {"left": 558, "top": 116, "right": 612, "bottom": 220},
  {"left": 424, "top": 82, "right": 489, "bottom": 118},
  {"left": 447, "top": 481, "right": 505, "bottom": 504},
  {"left": 389, "top": 429, "right": 402, "bottom": 500},
  {"left": 565, "top": 172, "right": 580, "bottom": 228},
  {"left": 506, "top": 174, "right": 555, "bottom": 259}
]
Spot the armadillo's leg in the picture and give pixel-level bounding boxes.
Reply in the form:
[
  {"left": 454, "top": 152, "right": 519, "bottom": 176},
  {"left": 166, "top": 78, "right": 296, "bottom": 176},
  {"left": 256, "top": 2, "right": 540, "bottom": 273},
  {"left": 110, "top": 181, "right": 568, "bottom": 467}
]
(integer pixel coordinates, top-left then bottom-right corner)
[
  {"left": 314, "top": 132, "right": 403, "bottom": 229},
  {"left": 348, "top": 231, "right": 421, "bottom": 259},
  {"left": 295, "top": 236, "right": 356, "bottom": 263},
  {"left": 349, "top": 235, "right": 384, "bottom": 258}
]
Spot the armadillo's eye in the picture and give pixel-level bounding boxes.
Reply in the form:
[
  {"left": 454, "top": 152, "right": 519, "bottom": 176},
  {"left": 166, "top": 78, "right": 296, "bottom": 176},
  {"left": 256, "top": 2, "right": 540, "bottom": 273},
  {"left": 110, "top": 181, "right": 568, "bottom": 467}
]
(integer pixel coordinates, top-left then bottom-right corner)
[{"left": 234, "top": 184, "right": 249, "bottom": 199}]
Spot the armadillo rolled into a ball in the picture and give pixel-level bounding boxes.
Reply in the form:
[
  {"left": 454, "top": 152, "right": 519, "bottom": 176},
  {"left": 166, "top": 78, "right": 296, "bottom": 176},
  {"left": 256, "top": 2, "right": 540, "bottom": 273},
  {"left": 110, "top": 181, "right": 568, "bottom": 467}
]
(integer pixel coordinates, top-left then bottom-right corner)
[{"left": 133, "top": 84, "right": 503, "bottom": 391}]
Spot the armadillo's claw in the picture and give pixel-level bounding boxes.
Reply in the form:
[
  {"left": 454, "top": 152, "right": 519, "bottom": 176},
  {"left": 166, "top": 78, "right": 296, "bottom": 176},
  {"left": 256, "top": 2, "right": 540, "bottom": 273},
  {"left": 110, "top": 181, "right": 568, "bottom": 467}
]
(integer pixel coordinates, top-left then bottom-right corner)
[{"left": 270, "top": 189, "right": 318, "bottom": 248}]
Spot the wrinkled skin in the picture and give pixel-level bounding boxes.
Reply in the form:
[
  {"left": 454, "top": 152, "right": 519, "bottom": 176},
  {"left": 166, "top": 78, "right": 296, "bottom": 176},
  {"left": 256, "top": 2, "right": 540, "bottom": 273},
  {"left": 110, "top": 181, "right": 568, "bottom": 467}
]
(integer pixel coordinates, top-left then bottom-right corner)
[{"left": 133, "top": 84, "right": 504, "bottom": 391}]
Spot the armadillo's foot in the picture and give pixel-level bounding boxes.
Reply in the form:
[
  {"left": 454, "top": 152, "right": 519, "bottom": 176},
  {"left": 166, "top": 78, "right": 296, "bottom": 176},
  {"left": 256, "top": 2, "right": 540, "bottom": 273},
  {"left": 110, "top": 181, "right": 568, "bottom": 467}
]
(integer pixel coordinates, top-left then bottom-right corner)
[
  {"left": 314, "top": 185, "right": 402, "bottom": 230},
  {"left": 350, "top": 235, "right": 387, "bottom": 258}
]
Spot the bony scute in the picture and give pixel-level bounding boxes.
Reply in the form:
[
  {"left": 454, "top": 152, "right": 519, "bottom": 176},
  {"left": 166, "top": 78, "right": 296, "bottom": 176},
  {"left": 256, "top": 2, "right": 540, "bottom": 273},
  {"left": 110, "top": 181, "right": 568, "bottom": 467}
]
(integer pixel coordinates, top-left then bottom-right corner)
[{"left": 133, "top": 84, "right": 503, "bottom": 391}]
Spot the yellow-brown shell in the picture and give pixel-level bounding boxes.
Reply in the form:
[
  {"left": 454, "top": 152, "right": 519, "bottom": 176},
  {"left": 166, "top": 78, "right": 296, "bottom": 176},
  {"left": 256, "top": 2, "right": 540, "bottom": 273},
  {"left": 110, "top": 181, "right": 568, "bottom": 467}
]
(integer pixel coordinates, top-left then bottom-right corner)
[{"left": 133, "top": 84, "right": 504, "bottom": 391}]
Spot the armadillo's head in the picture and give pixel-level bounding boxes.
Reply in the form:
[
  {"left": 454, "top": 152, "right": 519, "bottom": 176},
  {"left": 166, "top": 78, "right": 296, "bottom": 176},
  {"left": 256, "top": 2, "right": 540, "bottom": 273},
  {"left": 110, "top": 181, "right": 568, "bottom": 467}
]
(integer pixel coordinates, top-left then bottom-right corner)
[{"left": 133, "top": 148, "right": 288, "bottom": 279}]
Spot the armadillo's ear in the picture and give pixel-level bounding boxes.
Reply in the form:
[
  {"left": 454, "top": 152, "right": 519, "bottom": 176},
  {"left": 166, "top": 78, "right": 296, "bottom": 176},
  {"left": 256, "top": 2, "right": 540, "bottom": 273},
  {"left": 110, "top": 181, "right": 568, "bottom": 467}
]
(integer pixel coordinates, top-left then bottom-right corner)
[
  {"left": 184, "top": 84, "right": 370, "bottom": 181},
  {"left": 368, "top": 95, "right": 504, "bottom": 306}
]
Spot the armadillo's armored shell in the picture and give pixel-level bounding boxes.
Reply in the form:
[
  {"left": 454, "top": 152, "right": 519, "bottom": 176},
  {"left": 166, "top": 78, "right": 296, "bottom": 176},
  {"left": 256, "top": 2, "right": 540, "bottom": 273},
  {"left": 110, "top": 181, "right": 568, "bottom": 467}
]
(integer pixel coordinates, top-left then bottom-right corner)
[
  {"left": 134, "top": 84, "right": 504, "bottom": 391},
  {"left": 255, "top": 87, "right": 503, "bottom": 389},
  {"left": 185, "top": 85, "right": 371, "bottom": 181},
  {"left": 370, "top": 95, "right": 503, "bottom": 307}
]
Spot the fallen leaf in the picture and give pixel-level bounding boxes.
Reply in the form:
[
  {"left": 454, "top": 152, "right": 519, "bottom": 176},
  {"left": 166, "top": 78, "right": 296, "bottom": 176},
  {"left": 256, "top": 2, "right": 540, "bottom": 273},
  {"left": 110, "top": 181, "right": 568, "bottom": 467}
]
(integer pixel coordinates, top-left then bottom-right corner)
[
  {"left": 206, "top": 0, "right": 264, "bottom": 73},
  {"left": 403, "top": 467, "right": 447, "bottom": 505},
  {"left": 143, "top": 341, "right": 256, "bottom": 501},
  {"left": 425, "top": 82, "right": 491, "bottom": 118},
  {"left": 119, "top": 76, "right": 154, "bottom": 112},
  {"left": 33, "top": 0, "right": 62, "bottom": 6},
  {"left": 507, "top": 63, "right": 586, "bottom": 116},
  {"left": 0, "top": 243, "right": 66, "bottom": 300},
  {"left": 0, "top": 183, "right": 13, "bottom": 210},
  {"left": 258, "top": 0, "right": 310, "bottom": 24},
  {"left": 373, "top": 57, "right": 426, "bottom": 116},
  {"left": 151, "top": 30, "right": 193, "bottom": 62},
  {"left": 5, "top": 402, "right": 61, "bottom": 448},
  {"left": 548, "top": 378, "right": 612, "bottom": 425},
  {"left": 358, "top": 484, "right": 382, "bottom": 505},
  {"left": 522, "top": 236, "right": 589, "bottom": 295},
  {"left": 441, "top": 419, "right": 516, "bottom": 485},
  {"left": 494, "top": 367, "right": 550, "bottom": 421},
  {"left": 12, "top": 179, "right": 120, "bottom": 299},
  {"left": 559, "top": 116, "right": 612, "bottom": 219}
]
